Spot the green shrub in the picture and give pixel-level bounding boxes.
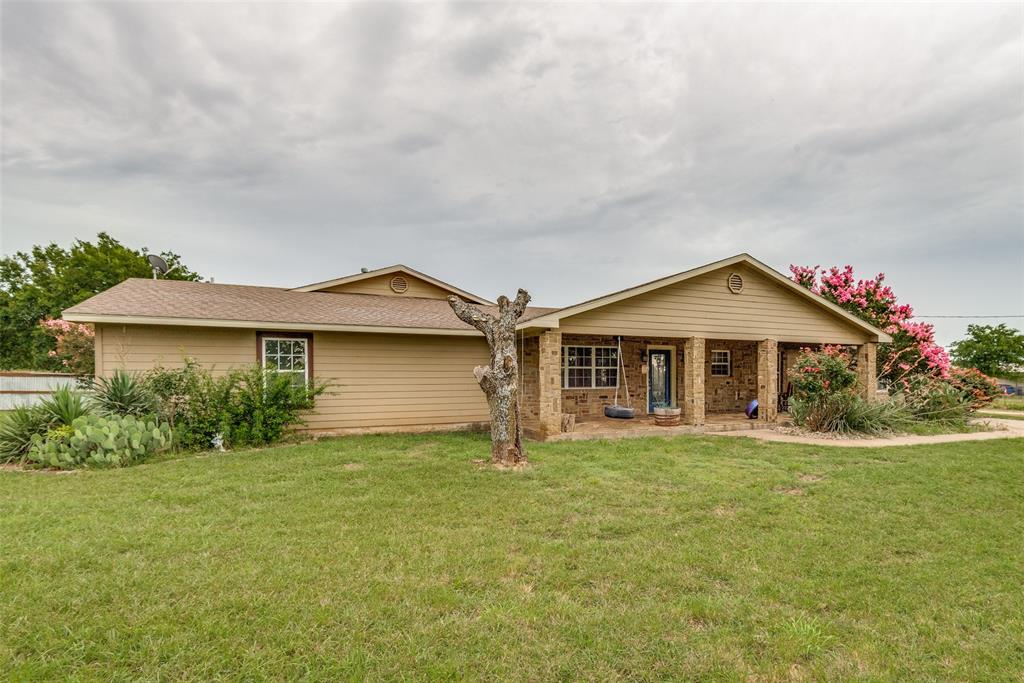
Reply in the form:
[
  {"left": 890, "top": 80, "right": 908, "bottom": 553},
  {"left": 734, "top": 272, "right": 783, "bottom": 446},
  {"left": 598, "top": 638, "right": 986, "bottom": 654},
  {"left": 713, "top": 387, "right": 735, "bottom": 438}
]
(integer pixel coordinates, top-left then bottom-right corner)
[
  {"left": 0, "top": 406, "right": 54, "bottom": 464},
  {"left": 145, "top": 360, "right": 236, "bottom": 451},
  {"left": 27, "top": 414, "right": 171, "bottom": 469},
  {"left": 87, "top": 370, "right": 156, "bottom": 417},
  {"left": 223, "top": 365, "right": 324, "bottom": 447},
  {"left": 143, "top": 360, "right": 324, "bottom": 451},
  {"left": 946, "top": 367, "right": 1001, "bottom": 410},
  {"left": 901, "top": 377, "right": 972, "bottom": 427},
  {"left": 789, "top": 347, "right": 859, "bottom": 399},
  {"left": 38, "top": 387, "right": 92, "bottom": 426}
]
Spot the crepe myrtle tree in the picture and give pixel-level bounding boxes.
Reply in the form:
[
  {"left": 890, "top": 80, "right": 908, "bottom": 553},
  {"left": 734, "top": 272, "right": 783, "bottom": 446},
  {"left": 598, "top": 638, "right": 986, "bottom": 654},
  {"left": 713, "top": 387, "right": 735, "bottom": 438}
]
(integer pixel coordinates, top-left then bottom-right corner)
[{"left": 447, "top": 289, "right": 531, "bottom": 466}]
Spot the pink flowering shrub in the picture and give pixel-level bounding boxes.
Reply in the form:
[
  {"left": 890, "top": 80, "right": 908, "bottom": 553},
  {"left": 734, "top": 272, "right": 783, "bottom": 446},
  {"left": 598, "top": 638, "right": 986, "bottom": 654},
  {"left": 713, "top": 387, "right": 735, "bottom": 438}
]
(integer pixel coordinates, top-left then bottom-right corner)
[
  {"left": 38, "top": 318, "right": 94, "bottom": 376},
  {"left": 788, "top": 346, "right": 857, "bottom": 400},
  {"left": 789, "top": 264, "right": 951, "bottom": 386}
]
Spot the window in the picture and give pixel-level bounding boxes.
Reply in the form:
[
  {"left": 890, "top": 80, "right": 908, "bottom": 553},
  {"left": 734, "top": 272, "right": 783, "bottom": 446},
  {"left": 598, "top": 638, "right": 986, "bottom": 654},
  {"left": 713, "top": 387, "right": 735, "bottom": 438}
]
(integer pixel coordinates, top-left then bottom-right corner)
[
  {"left": 562, "top": 345, "right": 618, "bottom": 389},
  {"left": 261, "top": 336, "right": 310, "bottom": 387},
  {"left": 710, "top": 349, "right": 731, "bottom": 377}
]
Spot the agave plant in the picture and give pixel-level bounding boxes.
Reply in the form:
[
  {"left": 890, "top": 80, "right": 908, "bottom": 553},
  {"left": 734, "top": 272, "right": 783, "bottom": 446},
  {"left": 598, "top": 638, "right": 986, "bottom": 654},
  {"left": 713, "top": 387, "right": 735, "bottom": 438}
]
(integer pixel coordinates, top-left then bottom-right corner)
[
  {"left": 38, "top": 386, "right": 92, "bottom": 426},
  {"left": 0, "top": 405, "right": 54, "bottom": 463},
  {"left": 88, "top": 369, "right": 156, "bottom": 417}
]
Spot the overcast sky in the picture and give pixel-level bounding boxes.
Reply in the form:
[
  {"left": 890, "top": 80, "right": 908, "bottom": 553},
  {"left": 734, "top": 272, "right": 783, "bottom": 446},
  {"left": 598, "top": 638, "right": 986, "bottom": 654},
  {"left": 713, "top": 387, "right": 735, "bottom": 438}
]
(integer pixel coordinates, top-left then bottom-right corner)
[{"left": 2, "top": 2, "right": 1022, "bottom": 346}]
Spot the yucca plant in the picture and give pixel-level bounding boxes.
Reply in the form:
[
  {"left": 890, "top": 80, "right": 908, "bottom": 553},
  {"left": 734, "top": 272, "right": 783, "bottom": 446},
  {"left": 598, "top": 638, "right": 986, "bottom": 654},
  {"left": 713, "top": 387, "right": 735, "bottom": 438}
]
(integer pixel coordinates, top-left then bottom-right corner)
[
  {"left": 38, "top": 386, "right": 92, "bottom": 426},
  {"left": 88, "top": 369, "right": 156, "bottom": 417},
  {"left": 0, "top": 406, "right": 55, "bottom": 463}
]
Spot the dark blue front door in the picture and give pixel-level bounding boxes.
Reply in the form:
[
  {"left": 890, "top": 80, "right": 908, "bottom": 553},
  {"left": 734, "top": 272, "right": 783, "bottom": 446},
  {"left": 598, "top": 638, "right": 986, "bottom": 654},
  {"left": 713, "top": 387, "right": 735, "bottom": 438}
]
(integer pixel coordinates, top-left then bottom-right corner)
[{"left": 648, "top": 350, "right": 671, "bottom": 411}]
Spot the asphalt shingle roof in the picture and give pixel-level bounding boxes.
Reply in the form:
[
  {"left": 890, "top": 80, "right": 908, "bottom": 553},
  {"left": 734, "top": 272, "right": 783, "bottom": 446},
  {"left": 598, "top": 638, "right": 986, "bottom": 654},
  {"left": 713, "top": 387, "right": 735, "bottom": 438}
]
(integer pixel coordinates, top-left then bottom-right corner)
[{"left": 63, "top": 279, "right": 556, "bottom": 331}]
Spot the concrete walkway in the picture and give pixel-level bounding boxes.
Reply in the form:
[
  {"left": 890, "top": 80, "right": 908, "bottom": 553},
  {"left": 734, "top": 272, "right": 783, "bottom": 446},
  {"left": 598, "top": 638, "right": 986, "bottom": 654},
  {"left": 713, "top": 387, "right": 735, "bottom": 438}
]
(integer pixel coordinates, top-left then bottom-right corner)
[{"left": 707, "top": 416, "right": 1024, "bottom": 448}]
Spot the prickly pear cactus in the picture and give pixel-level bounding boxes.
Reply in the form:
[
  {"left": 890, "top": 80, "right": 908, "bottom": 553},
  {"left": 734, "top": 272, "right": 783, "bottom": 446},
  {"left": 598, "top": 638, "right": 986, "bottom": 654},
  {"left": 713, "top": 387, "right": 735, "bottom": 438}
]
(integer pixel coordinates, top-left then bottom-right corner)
[{"left": 28, "top": 414, "right": 171, "bottom": 469}]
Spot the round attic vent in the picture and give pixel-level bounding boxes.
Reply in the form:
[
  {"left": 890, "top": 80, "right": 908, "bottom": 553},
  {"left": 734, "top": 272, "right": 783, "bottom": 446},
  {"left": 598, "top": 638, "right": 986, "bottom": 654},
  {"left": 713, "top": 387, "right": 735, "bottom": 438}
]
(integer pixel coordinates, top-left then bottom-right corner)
[
  {"left": 727, "top": 272, "right": 744, "bottom": 294},
  {"left": 389, "top": 275, "right": 409, "bottom": 294}
]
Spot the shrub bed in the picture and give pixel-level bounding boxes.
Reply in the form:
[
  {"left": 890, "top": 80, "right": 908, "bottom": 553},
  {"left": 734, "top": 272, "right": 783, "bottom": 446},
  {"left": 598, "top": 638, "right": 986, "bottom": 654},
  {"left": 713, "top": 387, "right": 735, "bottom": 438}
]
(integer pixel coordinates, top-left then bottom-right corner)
[{"left": 788, "top": 347, "right": 999, "bottom": 435}]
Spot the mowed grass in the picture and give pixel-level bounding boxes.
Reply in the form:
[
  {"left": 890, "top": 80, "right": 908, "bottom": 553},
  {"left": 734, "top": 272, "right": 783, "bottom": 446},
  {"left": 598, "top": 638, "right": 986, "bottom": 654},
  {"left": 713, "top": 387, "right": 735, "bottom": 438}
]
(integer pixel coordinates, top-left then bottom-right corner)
[
  {"left": 993, "top": 395, "right": 1024, "bottom": 411},
  {"left": 2, "top": 434, "right": 1023, "bottom": 681}
]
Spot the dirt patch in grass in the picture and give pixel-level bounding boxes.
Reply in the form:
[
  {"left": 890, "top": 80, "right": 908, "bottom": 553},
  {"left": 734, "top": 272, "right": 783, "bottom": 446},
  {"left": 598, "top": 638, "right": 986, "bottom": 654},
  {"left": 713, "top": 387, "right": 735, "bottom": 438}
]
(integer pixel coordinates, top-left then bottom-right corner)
[
  {"left": 797, "top": 474, "right": 825, "bottom": 483},
  {"left": 775, "top": 486, "right": 805, "bottom": 496},
  {"left": 712, "top": 505, "right": 737, "bottom": 518}
]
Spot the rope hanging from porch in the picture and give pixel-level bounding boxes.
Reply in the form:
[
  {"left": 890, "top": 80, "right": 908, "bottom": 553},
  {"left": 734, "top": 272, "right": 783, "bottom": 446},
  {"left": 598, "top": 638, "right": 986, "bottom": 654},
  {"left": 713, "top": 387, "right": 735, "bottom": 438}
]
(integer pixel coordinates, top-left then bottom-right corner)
[{"left": 605, "top": 336, "right": 636, "bottom": 419}]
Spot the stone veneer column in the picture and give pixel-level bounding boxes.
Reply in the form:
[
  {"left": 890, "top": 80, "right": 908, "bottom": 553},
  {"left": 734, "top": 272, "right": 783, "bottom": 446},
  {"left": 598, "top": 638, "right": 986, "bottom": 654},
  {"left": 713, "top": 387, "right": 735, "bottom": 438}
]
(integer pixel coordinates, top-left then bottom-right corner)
[
  {"left": 857, "top": 342, "right": 878, "bottom": 401},
  {"left": 682, "top": 337, "right": 705, "bottom": 425},
  {"left": 537, "top": 330, "right": 563, "bottom": 439},
  {"left": 757, "top": 338, "right": 779, "bottom": 422}
]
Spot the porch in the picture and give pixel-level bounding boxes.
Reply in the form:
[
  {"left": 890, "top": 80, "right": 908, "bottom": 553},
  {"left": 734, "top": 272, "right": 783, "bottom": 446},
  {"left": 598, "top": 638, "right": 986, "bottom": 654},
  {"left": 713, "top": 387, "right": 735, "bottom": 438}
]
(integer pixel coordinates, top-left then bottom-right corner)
[
  {"left": 546, "top": 412, "right": 775, "bottom": 442},
  {"left": 520, "top": 331, "right": 878, "bottom": 440}
]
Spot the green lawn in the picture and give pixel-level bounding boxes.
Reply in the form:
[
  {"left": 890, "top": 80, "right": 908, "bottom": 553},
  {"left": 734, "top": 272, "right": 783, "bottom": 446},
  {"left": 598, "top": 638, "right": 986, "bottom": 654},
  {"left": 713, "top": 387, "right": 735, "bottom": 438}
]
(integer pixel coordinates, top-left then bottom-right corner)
[
  {"left": 2, "top": 434, "right": 1022, "bottom": 681},
  {"left": 993, "top": 396, "right": 1024, "bottom": 411},
  {"left": 978, "top": 411, "right": 1024, "bottom": 422}
]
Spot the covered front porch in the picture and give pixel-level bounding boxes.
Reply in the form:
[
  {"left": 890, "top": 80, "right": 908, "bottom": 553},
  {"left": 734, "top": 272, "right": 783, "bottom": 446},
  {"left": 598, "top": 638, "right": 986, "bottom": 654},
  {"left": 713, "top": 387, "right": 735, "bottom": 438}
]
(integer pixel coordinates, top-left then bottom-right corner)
[{"left": 520, "top": 331, "right": 878, "bottom": 440}]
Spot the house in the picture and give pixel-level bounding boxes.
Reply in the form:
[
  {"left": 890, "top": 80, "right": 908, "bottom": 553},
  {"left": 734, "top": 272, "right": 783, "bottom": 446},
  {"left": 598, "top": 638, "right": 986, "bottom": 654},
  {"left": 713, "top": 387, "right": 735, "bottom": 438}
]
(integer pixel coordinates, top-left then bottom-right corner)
[{"left": 62, "top": 254, "right": 891, "bottom": 439}]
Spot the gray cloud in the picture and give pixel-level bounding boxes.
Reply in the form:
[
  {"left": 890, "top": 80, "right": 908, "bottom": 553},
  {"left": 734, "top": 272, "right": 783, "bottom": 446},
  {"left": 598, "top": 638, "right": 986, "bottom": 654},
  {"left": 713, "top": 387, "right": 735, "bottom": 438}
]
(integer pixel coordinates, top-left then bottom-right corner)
[{"left": 2, "top": 2, "right": 1022, "bottom": 346}]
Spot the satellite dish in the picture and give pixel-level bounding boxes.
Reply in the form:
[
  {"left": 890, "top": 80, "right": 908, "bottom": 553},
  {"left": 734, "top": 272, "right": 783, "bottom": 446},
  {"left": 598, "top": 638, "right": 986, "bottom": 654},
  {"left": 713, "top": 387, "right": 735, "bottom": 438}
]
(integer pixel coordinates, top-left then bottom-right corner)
[{"left": 147, "top": 254, "right": 169, "bottom": 279}]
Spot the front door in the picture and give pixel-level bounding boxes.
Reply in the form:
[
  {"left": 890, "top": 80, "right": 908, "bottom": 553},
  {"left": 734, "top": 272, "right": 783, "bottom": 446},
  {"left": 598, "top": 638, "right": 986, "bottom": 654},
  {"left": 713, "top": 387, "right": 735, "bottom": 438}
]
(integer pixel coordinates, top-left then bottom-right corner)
[{"left": 648, "top": 350, "right": 672, "bottom": 412}]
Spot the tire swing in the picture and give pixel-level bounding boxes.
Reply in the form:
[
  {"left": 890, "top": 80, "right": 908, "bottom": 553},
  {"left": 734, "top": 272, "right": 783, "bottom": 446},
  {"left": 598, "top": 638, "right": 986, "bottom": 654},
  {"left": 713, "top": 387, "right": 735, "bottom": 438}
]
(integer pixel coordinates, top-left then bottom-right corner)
[{"left": 604, "top": 336, "right": 636, "bottom": 419}]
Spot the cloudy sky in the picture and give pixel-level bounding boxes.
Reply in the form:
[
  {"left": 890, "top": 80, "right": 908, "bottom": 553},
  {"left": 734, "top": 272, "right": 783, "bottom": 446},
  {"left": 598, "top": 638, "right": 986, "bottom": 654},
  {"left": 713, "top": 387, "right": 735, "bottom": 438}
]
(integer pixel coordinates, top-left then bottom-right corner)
[{"left": 2, "top": 2, "right": 1022, "bottom": 345}]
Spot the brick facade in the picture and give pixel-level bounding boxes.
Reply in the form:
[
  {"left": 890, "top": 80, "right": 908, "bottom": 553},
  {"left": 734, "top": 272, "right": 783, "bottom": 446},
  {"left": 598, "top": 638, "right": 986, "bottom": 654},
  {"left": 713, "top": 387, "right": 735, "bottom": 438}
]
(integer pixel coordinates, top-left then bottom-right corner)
[
  {"left": 559, "top": 334, "right": 684, "bottom": 418},
  {"left": 520, "top": 334, "right": 541, "bottom": 432},
  {"left": 704, "top": 339, "right": 758, "bottom": 413},
  {"left": 756, "top": 338, "right": 779, "bottom": 422},
  {"left": 682, "top": 337, "right": 705, "bottom": 425},
  {"left": 537, "top": 331, "right": 563, "bottom": 437},
  {"left": 856, "top": 342, "right": 878, "bottom": 401}
]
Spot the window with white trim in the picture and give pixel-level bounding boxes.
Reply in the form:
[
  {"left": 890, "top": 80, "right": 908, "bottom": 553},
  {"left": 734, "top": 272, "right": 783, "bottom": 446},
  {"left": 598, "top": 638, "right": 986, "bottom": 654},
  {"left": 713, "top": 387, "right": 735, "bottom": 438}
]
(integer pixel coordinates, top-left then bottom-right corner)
[
  {"left": 262, "top": 337, "right": 309, "bottom": 387},
  {"left": 710, "top": 349, "right": 731, "bottom": 377},
  {"left": 562, "top": 345, "right": 618, "bottom": 389}
]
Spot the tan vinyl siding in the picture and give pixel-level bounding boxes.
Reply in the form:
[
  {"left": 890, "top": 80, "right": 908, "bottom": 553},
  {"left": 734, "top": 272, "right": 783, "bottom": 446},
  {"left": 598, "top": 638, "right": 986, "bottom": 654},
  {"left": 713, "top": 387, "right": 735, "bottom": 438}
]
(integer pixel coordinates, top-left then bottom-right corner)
[
  {"left": 319, "top": 273, "right": 454, "bottom": 299},
  {"left": 97, "top": 324, "right": 255, "bottom": 375},
  {"left": 96, "top": 323, "right": 490, "bottom": 432},
  {"left": 558, "top": 263, "right": 871, "bottom": 344},
  {"left": 309, "top": 332, "right": 490, "bottom": 430}
]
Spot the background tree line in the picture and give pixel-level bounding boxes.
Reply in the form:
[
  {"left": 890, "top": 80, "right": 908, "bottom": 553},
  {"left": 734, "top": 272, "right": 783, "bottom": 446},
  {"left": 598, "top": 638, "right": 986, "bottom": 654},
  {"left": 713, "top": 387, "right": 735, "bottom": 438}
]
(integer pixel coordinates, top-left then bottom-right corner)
[{"left": 0, "top": 233, "right": 201, "bottom": 371}]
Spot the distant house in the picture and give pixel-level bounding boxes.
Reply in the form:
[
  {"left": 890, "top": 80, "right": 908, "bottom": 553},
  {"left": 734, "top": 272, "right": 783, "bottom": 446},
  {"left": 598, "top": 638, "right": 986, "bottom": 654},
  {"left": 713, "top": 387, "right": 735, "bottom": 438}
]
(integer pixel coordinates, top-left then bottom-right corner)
[{"left": 63, "top": 254, "right": 891, "bottom": 439}]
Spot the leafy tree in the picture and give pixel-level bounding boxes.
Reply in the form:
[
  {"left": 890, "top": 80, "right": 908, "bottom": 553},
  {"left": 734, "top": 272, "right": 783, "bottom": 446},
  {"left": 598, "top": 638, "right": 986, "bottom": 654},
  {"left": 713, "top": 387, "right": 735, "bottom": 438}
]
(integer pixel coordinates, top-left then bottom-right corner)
[
  {"left": 0, "top": 232, "right": 201, "bottom": 371},
  {"left": 950, "top": 324, "right": 1024, "bottom": 379}
]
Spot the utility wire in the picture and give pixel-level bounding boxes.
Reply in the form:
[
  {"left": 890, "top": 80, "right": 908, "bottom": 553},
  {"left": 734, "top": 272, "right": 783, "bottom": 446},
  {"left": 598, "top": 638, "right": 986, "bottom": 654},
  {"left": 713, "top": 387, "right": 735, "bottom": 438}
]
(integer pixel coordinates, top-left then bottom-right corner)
[{"left": 916, "top": 315, "right": 1024, "bottom": 319}]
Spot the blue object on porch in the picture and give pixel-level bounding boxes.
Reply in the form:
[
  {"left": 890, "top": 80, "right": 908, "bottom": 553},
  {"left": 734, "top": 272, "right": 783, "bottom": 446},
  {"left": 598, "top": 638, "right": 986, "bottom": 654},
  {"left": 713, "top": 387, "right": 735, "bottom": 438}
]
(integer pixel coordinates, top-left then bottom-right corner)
[{"left": 745, "top": 399, "right": 759, "bottom": 419}]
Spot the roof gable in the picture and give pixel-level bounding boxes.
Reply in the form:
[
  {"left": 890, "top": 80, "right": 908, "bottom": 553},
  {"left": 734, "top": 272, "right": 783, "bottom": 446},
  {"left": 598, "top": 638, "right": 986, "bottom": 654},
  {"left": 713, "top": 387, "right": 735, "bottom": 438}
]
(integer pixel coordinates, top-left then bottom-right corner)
[
  {"left": 521, "top": 254, "right": 892, "bottom": 343},
  {"left": 292, "top": 265, "right": 493, "bottom": 304}
]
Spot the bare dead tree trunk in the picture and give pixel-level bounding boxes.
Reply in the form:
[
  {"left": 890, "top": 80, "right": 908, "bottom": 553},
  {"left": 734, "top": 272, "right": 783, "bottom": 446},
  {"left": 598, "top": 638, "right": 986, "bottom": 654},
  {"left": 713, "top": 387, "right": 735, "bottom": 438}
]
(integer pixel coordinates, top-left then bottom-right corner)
[{"left": 447, "top": 289, "right": 531, "bottom": 466}]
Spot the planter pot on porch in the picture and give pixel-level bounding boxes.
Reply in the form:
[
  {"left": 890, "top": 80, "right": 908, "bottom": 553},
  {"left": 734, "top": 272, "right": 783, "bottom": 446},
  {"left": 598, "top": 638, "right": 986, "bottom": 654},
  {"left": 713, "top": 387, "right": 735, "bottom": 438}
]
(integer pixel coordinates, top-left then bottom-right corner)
[{"left": 653, "top": 406, "right": 682, "bottom": 426}]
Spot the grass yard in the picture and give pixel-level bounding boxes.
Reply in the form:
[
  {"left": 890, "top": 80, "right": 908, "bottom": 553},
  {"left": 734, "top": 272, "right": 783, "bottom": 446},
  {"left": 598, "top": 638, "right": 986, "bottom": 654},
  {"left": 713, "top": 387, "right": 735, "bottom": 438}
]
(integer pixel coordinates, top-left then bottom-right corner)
[
  {"left": 2, "top": 434, "right": 1023, "bottom": 681},
  {"left": 978, "top": 411, "right": 1024, "bottom": 421},
  {"left": 993, "top": 396, "right": 1024, "bottom": 412}
]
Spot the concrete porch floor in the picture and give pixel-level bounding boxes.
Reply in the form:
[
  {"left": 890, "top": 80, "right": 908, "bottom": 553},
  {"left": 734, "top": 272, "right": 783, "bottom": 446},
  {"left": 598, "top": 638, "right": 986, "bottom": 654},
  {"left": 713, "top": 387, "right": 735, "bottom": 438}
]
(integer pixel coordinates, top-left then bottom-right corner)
[{"left": 545, "top": 412, "right": 778, "bottom": 442}]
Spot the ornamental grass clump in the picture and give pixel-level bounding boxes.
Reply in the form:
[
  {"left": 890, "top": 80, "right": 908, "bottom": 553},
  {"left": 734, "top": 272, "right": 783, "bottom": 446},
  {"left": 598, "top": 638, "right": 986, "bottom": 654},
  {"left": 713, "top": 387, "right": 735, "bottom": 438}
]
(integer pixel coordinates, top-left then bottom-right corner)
[
  {"left": 87, "top": 369, "right": 156, "bottom": 418},
  {"left": 38, "top": 386, "right": 91, "bottom": 426},
  {"left": 0, "top": 406, "right": 54, "bottom": 464}
]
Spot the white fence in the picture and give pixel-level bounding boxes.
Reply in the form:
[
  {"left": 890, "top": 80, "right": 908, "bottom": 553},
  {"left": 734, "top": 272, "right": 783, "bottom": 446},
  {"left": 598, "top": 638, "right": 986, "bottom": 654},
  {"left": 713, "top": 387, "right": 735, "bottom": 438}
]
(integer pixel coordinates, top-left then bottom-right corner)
[{"left": 0, "top": 372, "right": 78, "bottom": 410}]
